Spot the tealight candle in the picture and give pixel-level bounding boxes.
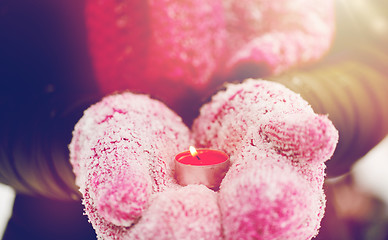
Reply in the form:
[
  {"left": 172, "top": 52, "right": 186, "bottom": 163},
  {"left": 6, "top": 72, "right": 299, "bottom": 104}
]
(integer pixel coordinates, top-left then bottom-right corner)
[{"left": 174, "top": 146, "right": 230, "bottom": 190}]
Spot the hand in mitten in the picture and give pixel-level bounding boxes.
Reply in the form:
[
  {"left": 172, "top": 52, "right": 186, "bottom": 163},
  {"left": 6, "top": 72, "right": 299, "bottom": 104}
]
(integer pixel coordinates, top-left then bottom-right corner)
[
  {"left": 193, "top": 79, "right": 338, "bottom": 239},
  {"left": 69, "top": 79, "right": 338, "bottom": 240},
  {"left": 69, "top": 93, "right": 193, "bottom": 238}
]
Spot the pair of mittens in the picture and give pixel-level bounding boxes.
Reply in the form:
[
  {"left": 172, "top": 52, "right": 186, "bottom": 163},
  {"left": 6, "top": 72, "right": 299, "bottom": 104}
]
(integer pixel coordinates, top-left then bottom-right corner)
[{"left": 69, "top": 79, "right": 338, "bottom": 240}]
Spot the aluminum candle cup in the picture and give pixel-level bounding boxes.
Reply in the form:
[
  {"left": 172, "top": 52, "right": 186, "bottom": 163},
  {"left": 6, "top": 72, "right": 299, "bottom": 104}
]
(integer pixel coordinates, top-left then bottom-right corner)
[{"left": 174, "top": 148, "right": 230, "bottom": 191}]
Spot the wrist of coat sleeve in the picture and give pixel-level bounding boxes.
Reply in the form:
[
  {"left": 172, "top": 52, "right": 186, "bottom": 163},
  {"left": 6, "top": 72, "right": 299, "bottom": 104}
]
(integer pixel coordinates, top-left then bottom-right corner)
[
  {"left": 270, "top": 46, "right": 388, "bottom": 177},
  {"left": 0, "top": 92, "right": 99, "bottom": 200}
]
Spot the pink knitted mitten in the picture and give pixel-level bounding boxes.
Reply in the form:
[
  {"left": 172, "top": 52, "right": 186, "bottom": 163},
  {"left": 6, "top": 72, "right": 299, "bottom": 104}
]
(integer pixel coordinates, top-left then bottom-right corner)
[{"left": 69, "top": 79, "right": 338, "bottom": 240}]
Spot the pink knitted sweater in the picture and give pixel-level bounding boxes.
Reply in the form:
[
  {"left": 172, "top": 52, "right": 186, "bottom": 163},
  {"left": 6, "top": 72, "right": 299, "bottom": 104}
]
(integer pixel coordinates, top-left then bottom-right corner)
[{"left": 85, "top": 0, "right": 334, "bottom": 109}]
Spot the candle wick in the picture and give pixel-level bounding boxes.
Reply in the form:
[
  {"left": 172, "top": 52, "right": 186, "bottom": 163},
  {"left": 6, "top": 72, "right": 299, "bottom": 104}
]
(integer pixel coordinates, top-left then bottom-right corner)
[{"left": 196, "top": 155, "right": 201, "bottom": 160}]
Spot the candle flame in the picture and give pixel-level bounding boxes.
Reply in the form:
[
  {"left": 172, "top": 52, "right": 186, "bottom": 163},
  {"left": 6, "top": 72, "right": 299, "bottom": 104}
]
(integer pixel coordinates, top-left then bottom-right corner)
[{"left": 189, "top": 146, "right": 200, "bottom": 160}]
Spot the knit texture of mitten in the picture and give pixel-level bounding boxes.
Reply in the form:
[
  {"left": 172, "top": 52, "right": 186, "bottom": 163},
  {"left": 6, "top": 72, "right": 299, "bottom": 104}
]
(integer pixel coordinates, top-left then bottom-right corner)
[{"left": 69, "top": 79, "right": 338, "bottom": 240}]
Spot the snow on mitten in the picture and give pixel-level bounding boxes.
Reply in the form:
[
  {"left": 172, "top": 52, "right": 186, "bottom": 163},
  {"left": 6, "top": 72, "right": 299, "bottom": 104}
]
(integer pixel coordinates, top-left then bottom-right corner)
[
  {"left": 70, "top": 80, "right": 338, "bottom": 239},
  {"left": 193, "top": 79, "right": 338, "bottom": 239},
  {"left": 69, "top": 93, "right": 192, "bottom": 238}
]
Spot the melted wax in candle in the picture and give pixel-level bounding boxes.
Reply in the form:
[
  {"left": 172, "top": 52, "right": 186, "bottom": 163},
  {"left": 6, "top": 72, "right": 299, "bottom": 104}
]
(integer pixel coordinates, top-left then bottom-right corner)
[{"left": 176, "top": 150, "right": 228, "bottom": 166}]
